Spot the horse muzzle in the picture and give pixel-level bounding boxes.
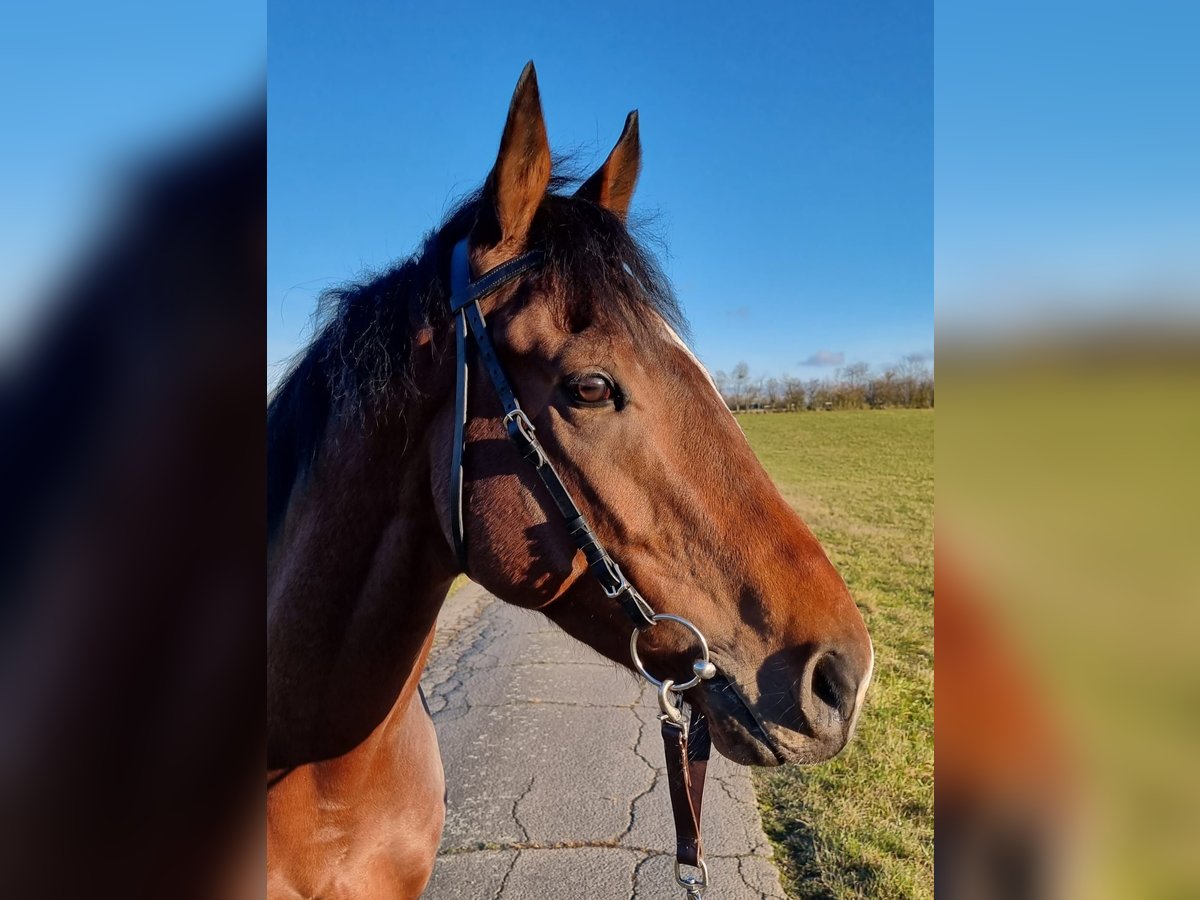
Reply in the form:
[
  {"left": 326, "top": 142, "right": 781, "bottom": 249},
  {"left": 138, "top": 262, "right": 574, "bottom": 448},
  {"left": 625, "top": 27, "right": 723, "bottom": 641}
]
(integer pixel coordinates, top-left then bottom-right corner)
[{"left": 697, "top": 642, "right": 873, "bottom": 766}]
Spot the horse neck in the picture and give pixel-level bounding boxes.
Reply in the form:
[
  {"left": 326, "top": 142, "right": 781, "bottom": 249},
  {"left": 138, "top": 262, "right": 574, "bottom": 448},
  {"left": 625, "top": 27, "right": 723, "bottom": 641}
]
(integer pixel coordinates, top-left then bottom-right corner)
[{"left": 267, "top": 380, "right": 456, "bottom": 768}]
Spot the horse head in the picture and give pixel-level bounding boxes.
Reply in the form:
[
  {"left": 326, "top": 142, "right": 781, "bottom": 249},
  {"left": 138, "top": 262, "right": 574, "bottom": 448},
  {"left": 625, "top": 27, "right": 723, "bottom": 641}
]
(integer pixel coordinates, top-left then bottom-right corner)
[{"left": 442, "top": 64, "right": 873, "bottom": 766}]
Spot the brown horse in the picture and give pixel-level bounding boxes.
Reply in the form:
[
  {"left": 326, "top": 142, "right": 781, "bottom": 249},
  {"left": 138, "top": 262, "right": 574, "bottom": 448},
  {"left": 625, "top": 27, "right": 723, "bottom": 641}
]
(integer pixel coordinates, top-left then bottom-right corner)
[{"left": 267, "top": 63, "right": 873, "bottom": 899}]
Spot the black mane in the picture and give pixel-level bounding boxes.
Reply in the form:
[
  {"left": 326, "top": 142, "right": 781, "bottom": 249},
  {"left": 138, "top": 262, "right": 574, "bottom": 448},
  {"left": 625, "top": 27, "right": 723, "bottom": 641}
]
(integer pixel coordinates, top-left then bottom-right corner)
[{"left": 267, "top": 177, "right": 684, "bottom": 536}]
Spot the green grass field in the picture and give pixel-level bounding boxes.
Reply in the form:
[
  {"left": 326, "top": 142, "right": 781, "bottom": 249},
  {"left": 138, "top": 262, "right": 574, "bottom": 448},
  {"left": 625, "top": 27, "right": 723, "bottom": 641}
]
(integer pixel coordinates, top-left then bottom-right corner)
[{"left": 741, "top": 410, "right": 934, "bottom": 899}]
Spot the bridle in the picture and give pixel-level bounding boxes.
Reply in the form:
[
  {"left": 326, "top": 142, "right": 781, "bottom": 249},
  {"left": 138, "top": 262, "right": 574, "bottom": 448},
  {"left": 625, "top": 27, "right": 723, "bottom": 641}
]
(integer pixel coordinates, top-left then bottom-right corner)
[{"left": 448, "top": 237, "right": 716, "bottom": 898}]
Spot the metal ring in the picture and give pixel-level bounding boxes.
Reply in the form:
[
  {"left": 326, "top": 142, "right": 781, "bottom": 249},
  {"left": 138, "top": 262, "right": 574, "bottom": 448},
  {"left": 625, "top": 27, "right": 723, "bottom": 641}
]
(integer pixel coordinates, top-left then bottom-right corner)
[{"left": 629, "top": 614, "right": 711, "bottom": 692}]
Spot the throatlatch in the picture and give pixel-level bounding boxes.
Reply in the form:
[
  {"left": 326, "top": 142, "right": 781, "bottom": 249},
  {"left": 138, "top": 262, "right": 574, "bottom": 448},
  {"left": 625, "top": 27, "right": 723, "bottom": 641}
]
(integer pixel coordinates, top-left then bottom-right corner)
[{"left": 447, "top": 238, "right": 717, "bottom": 898}]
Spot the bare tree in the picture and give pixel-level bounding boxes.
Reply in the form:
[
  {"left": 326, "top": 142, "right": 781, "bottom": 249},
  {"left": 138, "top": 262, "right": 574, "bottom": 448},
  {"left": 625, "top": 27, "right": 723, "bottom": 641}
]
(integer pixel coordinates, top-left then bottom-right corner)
[
  {"left": 764, "top": 377, "right": 780, "bottom": 411},
  {"left": 895, "top": 353, "right": 933, "bottom": 407},
  {"left": 782, "top": 375, "right": 805, "bottom": 410},
  {"left": 867, "top": 369, "right": 900, "bottom": 407},
  {"left": 805, "top": 378, "right": 825, "bottom": 410},
  {"left": 748, "top": 377, "right": 764, "bottom": 410},
  {"left": 840, "top": 361, "right": 870, "bottom": 387},
  {"left": 835, "top": 362, "right": 871, "bottom": 408},
  {"left": 731, "top": 361, "right": 750, "bottom": 412}
]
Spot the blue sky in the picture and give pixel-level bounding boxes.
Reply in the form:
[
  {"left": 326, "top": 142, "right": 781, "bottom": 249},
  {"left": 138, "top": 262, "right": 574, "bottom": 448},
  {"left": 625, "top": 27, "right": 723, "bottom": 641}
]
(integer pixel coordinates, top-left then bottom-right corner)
[
  {"left": 0, "top": 1, "right": 263, "bottom": 352},
  {"left": 269, "top": 2, "right": 932, "bottom": 384},
  {"left": 936, "top": 1, "right": 1200, "bottom": 331}
]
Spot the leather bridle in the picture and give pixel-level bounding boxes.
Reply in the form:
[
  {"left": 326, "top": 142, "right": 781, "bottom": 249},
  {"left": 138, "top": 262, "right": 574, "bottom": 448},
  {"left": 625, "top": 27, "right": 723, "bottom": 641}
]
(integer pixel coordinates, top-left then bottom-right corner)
[{"left": 447, "top": 237, "right": 716, "bottom": 898}]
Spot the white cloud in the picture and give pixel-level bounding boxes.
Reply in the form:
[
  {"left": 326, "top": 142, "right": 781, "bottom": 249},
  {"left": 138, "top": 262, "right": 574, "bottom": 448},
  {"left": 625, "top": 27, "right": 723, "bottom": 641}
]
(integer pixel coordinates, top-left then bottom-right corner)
[{"left": 801, "top": 350, "right": 844, "bottom": 367}]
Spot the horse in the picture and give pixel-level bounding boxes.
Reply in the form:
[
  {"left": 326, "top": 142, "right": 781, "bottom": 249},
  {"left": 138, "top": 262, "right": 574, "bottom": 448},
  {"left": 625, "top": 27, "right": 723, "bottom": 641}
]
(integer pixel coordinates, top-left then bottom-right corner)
[{"left": 267, "top": 63, "right": 873, "bottom": 899}]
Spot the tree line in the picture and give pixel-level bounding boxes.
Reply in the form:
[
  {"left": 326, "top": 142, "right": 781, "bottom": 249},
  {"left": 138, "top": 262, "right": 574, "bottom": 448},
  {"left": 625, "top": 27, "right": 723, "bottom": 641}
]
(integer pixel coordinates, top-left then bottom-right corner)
[{"left": 712, "top": 356, "right": 934, "bottom": 412}]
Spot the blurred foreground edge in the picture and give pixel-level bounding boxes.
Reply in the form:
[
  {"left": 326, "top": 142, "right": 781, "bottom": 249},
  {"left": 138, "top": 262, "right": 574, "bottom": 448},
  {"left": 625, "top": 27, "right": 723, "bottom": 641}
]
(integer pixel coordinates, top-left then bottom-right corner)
[
  {"left": 936, "top": 330, "right": 1200, "bottom": 898},
  {"left": 935, "top": 541, "right": 1078, "bottom": 900},
  {"left": 0, "top": 106, "right": 265, "bottom": 899}
]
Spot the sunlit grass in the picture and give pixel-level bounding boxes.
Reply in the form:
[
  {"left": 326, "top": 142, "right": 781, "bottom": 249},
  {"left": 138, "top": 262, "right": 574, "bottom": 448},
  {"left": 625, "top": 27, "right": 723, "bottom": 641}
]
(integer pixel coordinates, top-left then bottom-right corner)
[{"left": 743, "top": 410, "right": 934, "bottom": 899}]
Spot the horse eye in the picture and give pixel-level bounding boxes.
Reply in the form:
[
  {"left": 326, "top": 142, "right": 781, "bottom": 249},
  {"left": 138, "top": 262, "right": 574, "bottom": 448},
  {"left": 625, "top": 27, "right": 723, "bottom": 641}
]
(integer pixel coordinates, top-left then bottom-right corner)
[{"left": 568, "top": 374, "right": 615, "bottom": 405}]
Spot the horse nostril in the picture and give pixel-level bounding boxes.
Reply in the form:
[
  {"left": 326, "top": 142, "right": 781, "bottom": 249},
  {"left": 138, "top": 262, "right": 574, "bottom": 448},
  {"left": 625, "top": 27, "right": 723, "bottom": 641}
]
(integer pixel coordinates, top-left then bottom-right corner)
[
  {"left": 811, "top": 655, "right": 843, "bottom": 712},
  {"left": 808, "top": 652, "right": 858, "bottom": 723}
]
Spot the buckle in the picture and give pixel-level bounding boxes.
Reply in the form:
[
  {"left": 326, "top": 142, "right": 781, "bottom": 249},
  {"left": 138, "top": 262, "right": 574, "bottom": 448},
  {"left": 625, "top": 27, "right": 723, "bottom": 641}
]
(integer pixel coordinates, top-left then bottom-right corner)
[
  {"left": 503, "top": 409, "right": 544, "bottom": 467},
  {"left": 600, "top": 559, "right": 630, "bottom": 599},
  {"left": 601, "top": 564, "right": 655, "bottom": 629}
]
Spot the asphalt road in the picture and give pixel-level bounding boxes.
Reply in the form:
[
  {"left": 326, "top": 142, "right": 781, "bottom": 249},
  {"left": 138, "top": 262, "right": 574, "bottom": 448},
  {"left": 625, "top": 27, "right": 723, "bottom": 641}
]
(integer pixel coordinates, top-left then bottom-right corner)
[{"left": 420, "top": 581, "right": 787, "bottom": 899}]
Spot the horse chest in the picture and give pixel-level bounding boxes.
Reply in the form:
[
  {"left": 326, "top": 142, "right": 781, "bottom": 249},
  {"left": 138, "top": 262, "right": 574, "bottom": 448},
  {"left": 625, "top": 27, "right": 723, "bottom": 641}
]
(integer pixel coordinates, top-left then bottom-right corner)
[{"left": 268, "top": 696, "right": 445, "bottom": 900}]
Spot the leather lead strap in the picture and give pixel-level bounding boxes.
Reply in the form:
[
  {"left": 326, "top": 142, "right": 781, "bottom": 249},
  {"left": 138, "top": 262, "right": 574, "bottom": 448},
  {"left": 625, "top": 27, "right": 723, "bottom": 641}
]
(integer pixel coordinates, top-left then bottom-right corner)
[
  {"left": 447, "top": 238, "right": 654, "bottom": 630},
  {"left": 663, "top": 705, "right": 712, "bottom": 869}
]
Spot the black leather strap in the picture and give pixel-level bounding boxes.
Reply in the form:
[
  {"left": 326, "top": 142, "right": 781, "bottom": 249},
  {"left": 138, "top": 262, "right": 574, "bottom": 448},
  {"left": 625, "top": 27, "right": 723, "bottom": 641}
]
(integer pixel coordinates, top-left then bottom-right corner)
[
  {"left": 448, "top": 238, "right": 654, "bottom": 630},
  {"left": 449, "top": 306, "right": 470, "bottom": 570},
  {"left": 450, "top": 248, "right": 545, "bottom": 312}
]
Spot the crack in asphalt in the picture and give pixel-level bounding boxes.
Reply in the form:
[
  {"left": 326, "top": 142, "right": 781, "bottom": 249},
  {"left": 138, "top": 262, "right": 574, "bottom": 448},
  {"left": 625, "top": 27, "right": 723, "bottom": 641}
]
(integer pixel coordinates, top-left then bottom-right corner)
[
  {"left": 736, "top": 854, "right": 788, "bottom": 899},
  {"left": 708, "top": 772, "right": 772, "bottom": 855},
  {"left": 617, "top": 706, "right": 663, "bottom": 848},
  {"left": 736, "top": 855, "right": 755, "bottom": 896},
  {"left": 493, "top": 850, "right": 519, "bottom": 900},
  {"left": 512, "top": 774, "right": 535, "bottom": 843},
  {"left": 424, "top": 597, "right": 509, "bottom": 721},
  {"left": 628, "top": 853, "right": 655, "bottom": 900}
]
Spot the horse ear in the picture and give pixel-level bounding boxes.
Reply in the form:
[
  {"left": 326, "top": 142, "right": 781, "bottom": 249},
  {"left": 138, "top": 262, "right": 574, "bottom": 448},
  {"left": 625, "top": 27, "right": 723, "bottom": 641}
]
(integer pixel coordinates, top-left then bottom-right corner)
[
  {"left": 473, "top": 61, "right": 552, "bottom": 254},
  {"left": 575, "top": 110, "right": 641, "bottom": 221}
]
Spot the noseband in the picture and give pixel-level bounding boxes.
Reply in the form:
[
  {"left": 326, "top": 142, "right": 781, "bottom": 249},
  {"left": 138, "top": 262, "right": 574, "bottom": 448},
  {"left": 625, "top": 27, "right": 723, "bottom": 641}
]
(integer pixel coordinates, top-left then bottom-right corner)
[{"left": 448, "top": 238, "right": 716, "bottom": 898}]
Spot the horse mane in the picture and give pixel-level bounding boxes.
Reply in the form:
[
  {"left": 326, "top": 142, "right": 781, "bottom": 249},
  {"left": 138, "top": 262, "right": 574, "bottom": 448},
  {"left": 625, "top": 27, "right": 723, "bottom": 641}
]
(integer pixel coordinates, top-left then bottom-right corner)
[{"left": 268, "top": 170, "right": 685, "bottom": 537}]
